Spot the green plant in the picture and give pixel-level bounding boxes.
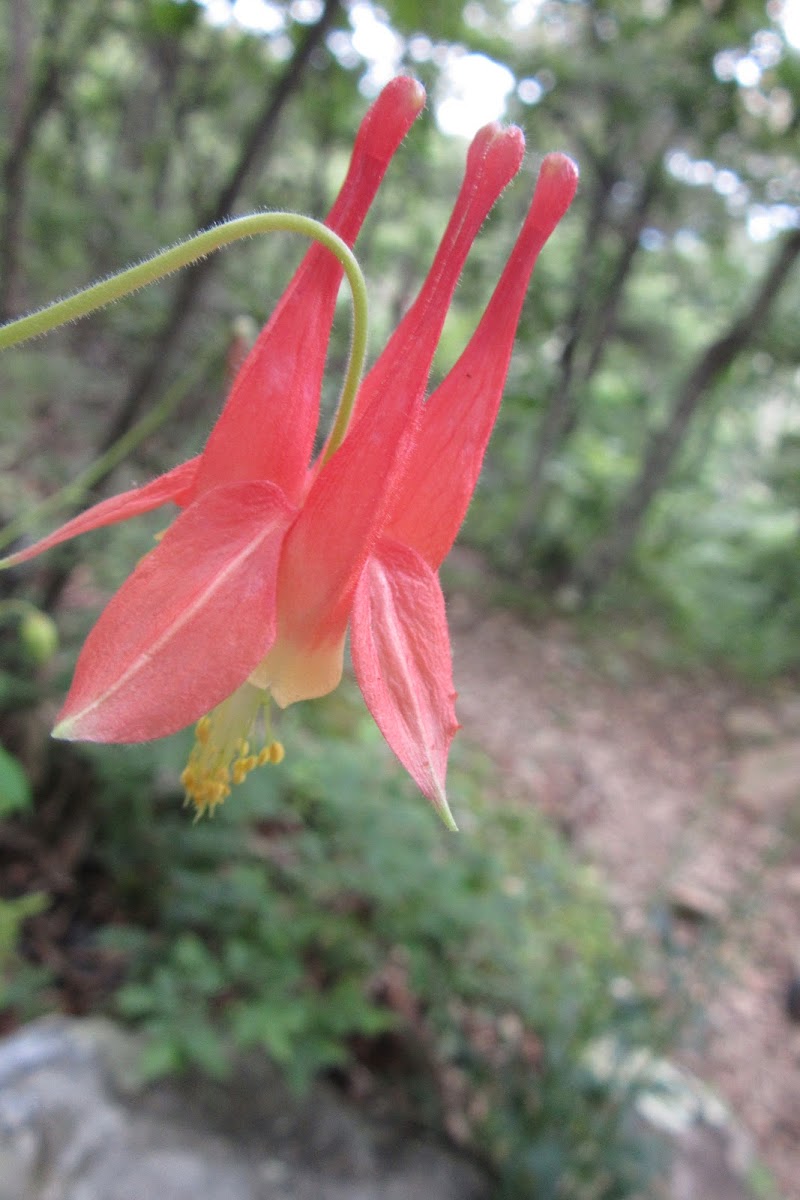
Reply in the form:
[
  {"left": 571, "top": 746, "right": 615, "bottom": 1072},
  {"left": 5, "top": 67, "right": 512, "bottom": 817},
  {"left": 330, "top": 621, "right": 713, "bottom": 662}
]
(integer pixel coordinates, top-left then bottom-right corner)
[
  {"left": 0, "top": 717, "right": 56, "bottom": 1018},
  {"left": 0, "top": 743, "right": 30, "bottom": 817},
  {"left": 0, "top": 890, "right": 50, "bottom": 1015},
  {"left": 87, "top": 685, "right": 659, "bottom": 1198}
]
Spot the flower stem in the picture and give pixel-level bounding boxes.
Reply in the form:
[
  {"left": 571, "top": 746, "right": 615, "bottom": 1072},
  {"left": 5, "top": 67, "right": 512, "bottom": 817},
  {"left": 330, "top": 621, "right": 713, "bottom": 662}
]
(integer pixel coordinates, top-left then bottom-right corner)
[{"left": 0, "top": 212, "right": 368, "bottom": 457}]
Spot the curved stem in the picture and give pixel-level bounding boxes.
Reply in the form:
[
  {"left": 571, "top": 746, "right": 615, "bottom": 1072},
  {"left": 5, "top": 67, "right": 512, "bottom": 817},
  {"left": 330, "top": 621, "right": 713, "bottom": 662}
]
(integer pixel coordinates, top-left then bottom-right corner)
[{"left": 0, "top": 212, "right": 368, "bottom": 458}]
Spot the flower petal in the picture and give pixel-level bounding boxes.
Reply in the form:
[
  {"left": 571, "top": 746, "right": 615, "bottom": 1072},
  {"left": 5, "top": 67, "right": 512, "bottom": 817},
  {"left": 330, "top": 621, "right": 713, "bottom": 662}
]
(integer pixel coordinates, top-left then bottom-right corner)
[
  {"left": 266, "top": 338, "right": 420, "bottom": 703},
  {"left": 386, "top": 153, "right": 579, "bottom": 568},
  {"left": 268, "top": 124, "right": 527, "bottom": 695},
  {"left": 54, "top": 480, "right": 294, "bottom": 742},
  {"left": 193, "top": 76, "right": 425, "bottom": 506},
  {"left": 1, "top": 456, "right": 199, "bottom": 568},
  {"left": 321, "top": 121, "right": 525, "bottom": 451},
  {"left": 351, "top": 539, "right": 460, "bottom": 829}
]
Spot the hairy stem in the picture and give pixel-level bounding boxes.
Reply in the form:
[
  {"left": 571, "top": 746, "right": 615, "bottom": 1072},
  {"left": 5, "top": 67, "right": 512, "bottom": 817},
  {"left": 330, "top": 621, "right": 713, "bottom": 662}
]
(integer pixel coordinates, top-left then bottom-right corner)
[{"left": 0, "top": 211, "right": 368, "bottom": 460}]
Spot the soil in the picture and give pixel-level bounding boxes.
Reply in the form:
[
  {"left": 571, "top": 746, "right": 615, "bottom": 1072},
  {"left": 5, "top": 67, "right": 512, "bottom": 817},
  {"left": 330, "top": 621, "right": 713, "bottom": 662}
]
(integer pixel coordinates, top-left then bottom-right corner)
[{"left": 446, "top": 548, "right": 800, "bottom": 1200}]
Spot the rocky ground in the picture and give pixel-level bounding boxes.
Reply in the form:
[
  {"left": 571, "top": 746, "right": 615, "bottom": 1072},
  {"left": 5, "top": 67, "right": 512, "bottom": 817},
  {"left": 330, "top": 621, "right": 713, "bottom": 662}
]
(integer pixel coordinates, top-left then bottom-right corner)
[
  {"left": 0, "top": 1018, "right": 489, "bottom": 1200},
  {"left": 446, "top": 549, "right": 800, "bottom": 1200}
]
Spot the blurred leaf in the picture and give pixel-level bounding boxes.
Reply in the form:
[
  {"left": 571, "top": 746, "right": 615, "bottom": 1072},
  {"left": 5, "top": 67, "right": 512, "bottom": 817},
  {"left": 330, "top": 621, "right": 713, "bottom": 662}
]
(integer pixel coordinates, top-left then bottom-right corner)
[{"left": 0, "top": 745, "right": 31, "bottom": 816}]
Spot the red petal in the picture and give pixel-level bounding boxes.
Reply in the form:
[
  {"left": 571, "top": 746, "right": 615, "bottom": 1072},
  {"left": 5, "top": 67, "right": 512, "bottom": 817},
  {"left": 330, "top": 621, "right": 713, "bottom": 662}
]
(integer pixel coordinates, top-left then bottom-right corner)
[
  {"left": 193, "top": 77, "right": 425, "bottom": 506},
  {"left": 279, "top": 125, "right": 526, "bottom": 654},
  {"left": 55, "top": 481, "right": 294, "bottom": 742},
  {"left": 323, "top": 121, "right": 525, "bottom": 450},
  {"left": 351, "top": 539, "right": 460, "bottom": 828},
  {"left": 386, "top": 153, "right": 579, "bottom": 567},
  {"left": 2, "top": 457, "right": 199, "bottom": 567},
  {"left": 270, "top": 371, "right": 419, "bottom": 670}
]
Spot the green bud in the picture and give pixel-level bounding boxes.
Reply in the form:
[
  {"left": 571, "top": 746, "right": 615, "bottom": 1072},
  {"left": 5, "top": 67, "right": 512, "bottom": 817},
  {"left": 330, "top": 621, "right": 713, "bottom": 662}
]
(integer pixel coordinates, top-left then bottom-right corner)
[{"left": 20, "top": 609, "right": 58, "bottom": 664}]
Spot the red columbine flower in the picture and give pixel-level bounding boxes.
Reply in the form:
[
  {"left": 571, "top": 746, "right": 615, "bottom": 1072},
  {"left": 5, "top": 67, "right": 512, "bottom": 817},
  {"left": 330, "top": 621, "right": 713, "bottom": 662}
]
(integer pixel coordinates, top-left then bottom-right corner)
[{"left": 6, "top": 78, "right": 577, "bottom": 828}]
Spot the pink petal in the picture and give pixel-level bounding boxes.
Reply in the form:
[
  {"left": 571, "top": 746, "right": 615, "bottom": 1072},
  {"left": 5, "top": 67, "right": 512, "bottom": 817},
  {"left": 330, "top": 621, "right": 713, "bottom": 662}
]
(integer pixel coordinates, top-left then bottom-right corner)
[
  {"left": 386, "top": 153, "right": 579, "bottom": 568},
  {"left": 193, "top": 77, "right": 425, "bottom": 506},
  {"left": 2, "top": 456, "right": 199, "bottom": 567},
  {"left": 54, "top": 480, "right": 295, "bottom": 742},
  {"left": 351, "top": 539, "right": 460, "bottom": 828}
]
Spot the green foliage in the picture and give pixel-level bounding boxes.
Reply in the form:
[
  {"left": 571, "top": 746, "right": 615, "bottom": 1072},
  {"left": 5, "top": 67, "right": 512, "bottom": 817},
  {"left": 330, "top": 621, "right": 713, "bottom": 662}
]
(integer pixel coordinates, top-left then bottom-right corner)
[
  {"left": 642, "top": 489, "right": 800, "bottom": 677},
  {"left": 84, "top": 689, "right": 657, "bottom": 1197},
  {"left": 0, "top": 891, "right": 50, "bottom": 1016},
  {"left": 0, "top": 744, "right": 31, "bottom": 817},
  {"left": 0, "top": 697, "right": 53, "bottom": 1018}
]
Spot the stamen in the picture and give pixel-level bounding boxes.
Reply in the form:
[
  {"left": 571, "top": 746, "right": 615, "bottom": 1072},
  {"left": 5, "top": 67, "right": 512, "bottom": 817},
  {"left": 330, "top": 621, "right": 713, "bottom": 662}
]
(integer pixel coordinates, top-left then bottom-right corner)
[{"left": 181, "top": 684, "right": 285, "bottom": 817}]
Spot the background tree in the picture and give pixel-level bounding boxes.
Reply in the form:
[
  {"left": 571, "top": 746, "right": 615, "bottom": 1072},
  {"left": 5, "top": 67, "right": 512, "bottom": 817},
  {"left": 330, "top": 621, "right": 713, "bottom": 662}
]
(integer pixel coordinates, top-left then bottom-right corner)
[{"left": 2, "top": 0, "right": 799, "bottom": 669}]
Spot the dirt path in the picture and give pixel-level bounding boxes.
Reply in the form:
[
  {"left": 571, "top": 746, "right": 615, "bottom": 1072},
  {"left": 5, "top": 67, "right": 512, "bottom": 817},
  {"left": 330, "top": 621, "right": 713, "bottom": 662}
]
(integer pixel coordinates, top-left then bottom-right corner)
[{"left": 446, "top": 552, "right": 800, "bottom": 1199}]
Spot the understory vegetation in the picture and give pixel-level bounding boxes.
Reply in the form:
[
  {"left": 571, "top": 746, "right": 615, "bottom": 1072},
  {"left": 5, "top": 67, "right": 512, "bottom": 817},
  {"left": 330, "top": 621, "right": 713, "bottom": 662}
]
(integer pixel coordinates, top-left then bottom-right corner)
[{"left": 1, "top": 0, "right": 798, "bottom": 1195}]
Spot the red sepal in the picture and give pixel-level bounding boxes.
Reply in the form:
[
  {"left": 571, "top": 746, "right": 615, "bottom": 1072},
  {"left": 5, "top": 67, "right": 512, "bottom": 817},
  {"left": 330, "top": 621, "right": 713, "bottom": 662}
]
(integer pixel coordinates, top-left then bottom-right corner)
[
  {"left": 2, "top": 457, "right": 199, "bottom": 568},
  {"left": 327, "top": 121, "right": 525, "bottom": 447},
  {"left": 55, "top": 480, "right": 294, "bottom": 742},
  {"left": 387, "top": 153, "right": 579, "bottom": 568},
  {"left": 280, "top": 123, "right": 526, "bottom": 656},
  {"left": 193, "top": 77, "right": 425, "bottom": 506},
  {"left": 351, "top": 539, "right": 460, "bottom": 828}
]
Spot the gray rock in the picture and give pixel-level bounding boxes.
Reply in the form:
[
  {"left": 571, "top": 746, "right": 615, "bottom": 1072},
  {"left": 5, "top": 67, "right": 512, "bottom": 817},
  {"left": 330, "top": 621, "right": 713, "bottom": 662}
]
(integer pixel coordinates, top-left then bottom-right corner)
[
  {"left": 0, "top": 1019, "right": 488, "bottom": 1200},
  {"left": 585, "top": 1038, "right": 757, "bottom": 1200}
]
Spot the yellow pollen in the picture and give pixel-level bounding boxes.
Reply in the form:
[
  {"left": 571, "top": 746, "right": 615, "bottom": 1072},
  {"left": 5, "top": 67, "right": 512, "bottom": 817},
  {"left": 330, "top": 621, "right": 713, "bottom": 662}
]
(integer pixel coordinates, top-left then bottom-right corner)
[{"left": 180, "top": 685, "right": 286, "bottom": 817}]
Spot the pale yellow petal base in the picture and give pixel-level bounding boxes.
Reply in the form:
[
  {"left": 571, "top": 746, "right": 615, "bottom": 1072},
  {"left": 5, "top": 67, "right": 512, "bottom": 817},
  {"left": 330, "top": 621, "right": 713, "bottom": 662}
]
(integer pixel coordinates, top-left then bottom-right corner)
[{"left": 249, "top": 633, "right": 345, "bottom": 709}]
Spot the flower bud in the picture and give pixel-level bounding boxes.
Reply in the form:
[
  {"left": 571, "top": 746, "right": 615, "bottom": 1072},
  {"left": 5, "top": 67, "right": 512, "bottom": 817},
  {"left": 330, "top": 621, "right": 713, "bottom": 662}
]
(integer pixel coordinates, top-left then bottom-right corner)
[{"left": 20, "top": 609, "right": 58, "bottom": 664}]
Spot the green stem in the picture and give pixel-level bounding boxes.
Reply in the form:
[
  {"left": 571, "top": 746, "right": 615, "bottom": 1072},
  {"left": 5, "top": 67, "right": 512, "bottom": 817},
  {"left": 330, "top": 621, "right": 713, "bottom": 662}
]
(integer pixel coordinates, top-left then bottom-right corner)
[{"left": 0, "top": 212, "right": 368, "bottom": 459}]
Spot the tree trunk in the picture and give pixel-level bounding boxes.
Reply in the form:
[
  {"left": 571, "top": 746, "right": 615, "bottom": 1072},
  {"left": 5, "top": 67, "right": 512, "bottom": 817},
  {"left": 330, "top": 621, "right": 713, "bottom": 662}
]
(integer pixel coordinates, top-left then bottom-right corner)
[
  {"left": 579, "top": 161, "right": 662, "bottom": 382},
  {"left": 509, "top": 165, "right": 615, "bottom": 555},
  {"left": 38, "top": 0, "right": 342, "bottom": 613},
  {"left": 510, "top": 158, "right": 661, "bottom": 556},
  {"left": 0, "top": 2, "right": 105, "bottom": 318},
  {"left": 572, "top": 226, "right": 800, "bottom": 597},
  {"left": 97, "top": 0, "right": 342, "bottom": 456}
]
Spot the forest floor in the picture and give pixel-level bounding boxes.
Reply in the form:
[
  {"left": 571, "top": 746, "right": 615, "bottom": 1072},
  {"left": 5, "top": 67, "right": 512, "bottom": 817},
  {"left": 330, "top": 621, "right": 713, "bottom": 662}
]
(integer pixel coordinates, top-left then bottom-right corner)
[{"left": 446, "top": 548, "right": 800, "bottom": 1200}]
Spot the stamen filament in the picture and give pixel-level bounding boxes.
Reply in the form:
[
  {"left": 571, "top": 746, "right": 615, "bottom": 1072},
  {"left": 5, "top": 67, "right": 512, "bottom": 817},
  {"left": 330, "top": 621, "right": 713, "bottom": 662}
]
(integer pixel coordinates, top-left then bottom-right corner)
[{"left": 181, "top": 684, "right": 285, "bottom": 817}]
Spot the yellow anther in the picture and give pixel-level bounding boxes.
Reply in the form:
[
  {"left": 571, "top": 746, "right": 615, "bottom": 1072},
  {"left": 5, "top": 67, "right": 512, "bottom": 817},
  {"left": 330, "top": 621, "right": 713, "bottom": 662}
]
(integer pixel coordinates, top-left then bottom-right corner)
[{"left": 180, "top": 685, "right": 285, "bottom": 817}]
